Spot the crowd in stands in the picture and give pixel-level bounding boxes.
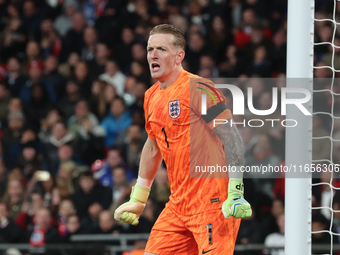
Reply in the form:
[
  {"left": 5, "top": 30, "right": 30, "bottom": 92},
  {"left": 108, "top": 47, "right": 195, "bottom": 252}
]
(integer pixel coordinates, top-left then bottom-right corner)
[{"left": 0, "top": 0, "right": 339, "bottom": 254}]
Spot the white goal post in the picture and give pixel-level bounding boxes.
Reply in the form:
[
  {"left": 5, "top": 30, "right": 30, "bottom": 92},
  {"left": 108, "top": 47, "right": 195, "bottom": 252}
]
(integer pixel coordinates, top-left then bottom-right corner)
[{"left": 285, "top": 0, "right": 314, "bottom": 254}]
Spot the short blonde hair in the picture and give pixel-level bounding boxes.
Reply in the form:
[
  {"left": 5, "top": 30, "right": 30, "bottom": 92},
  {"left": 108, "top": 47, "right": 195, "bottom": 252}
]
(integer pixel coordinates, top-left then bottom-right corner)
[{"left": 149, "top": 24, "right": 186, "bottom": 51}]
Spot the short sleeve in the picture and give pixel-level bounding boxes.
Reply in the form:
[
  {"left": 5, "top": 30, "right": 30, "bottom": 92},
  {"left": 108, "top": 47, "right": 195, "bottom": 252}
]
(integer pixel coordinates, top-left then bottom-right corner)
[{"left": 190, "top": 78, "right": 232, "bottom": 129}]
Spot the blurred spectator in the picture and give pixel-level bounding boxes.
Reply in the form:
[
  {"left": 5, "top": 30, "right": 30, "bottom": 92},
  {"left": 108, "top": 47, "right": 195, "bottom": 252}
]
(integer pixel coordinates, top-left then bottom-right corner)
[
  {"left": 1, "top": 111, "right": 25, "bottom": 153},
  {"left": 57, "top": 199, "right": 76, "bottom": 238},
  {"left": 322, "top": 38, "right": 340, "bottom": 71},
  {"left": 239, "top": 126, "right": 258, "bottom": 158},
  {"left": 23, "top": 207, "right": 59, "bottom": 245},
  {"left": 314, "top": 61, "right": 332, "bottom": 78},
  {"left": 58, "top": 80, "right": 82, "bottom": 120},
  {"left": 87, "top": 43, "right": 110, "bottom": 81},
  {"left": 312, "top": 115, "right": 331, "bottom": 162},
  {"left": 40, "top": 27, "right": 62, "bottom": 59},
  {"left": 234, "top": 9, "right": 271, "bottom": 49},
  {"left": 5, "top": 57, "right": 27, "bottom": 97},
  {"left": 99, "top": 60, "right": 126, "bottom": 97},
  {"left": 56, "top": 161, "right": 78, "bottom": 199},
  {"left": 109, "top": 167, "right": 130, "bottom": 213},
  {"left": 81, "top": 26, "right": 97, "bottom": 61},
  {"left": 67, "top": 100, "right": 101, "bottom": 141},
  {"left": 116, "top": 124, "right": 144, "bottom": 173},
  {"left": 218, "top": 44, "right": 242, "bottom": 77},
  {"left": 24, "top": 41, "right": 41, "bottom": 69},
  {"left": 101, "top": 96, "right": 132, "bottom": 147},
  {"left": 199, "top": 54, "right": 219, "bottom": 77},
  {"left": 149, "top": 166, "right": 170, "bottom": 218},
  {"left": 245, "top": 134, "right": 280, "bottom": 197},
  {"left": 264, "top": 213, "right": 284, "bottom": 255},
  {"left": 91, "top": 210, "right": 123, "bottom": 234},
  {"left": 186, "top": 32, "right": 210, "bottom": 74},
  {"left": 0, "top": 161, "right": 7, "bottom": 198},
  {"left": 43, "top": 121, "right": 76, "bottom": 174},
  {"left": 250, "top": 46, "right": 272, "bottom": 77},
  {"left": 243, "top": 24, "right": 274, "bottom": 61},
  {"left": 24, "top": 84, "right": 52, "bottom": 131},
  {"left": 259, "top": 199, "right": 284, "bottom": 240},
  {"left": 114, "top": 27, "right": 136, "bottom": 72},
  {"left": 54, "top": 0, "right": 79, "bottom": 38},
  {"left": 0, "top": 202, "right": 22, "bottom": 243},
  {"left": 1, "top": 15, "right": 26, "bottom": 61},
  {"left": 39, "top": 109, "right": 63, "bottom": 143},
  {"left": 2, "top": 179, "right": 24, "bottom": 221},
  {"left": 92, "top": 147, "right": 135, "bottom": 188},
  {"left": 103, "top": 82, "right": 117, "bottom": 106},
  {"left": 17, "top": 141, "right": 42, "bottom": 180},
  {"left": 72, "top": 61, "right": 92, "bottom": 99},
  {"left": 67, "top": 100, "right": 105, "bottom": 164},
  {"left": 81, "top": 201, "right": 102, "bottom": 233},
  {"left": 317, "top": 170, "right": 340, "bottom": 220},
  {"left": 38, "top": 175, "right": 56, "bottom": 210},
  {"left": 5, "top": 115, "right": 42, "bottom": 172},
  {"left": 89, "top": 80, "right": 109, "bottom": 120},
  {"left": 236, "top": 205, "right": 262, "bottom": 251},
  {"left": 0, "top": 83, "right": 10, "bottom": 125},
  {"left": 58, "top": 52, "right": 80, "bottom": 79},
  {"left": 43, "top": 55, "right": 65, "bottom": 100},
  {"left": 15, "top": 191, "right": 45, "bottom": 232},
  {"left": 312, "top": 213, "right": 334, "bottom": 252},
  {"left": 64, "top": 214, "right": 82, "bottom": 241},
  {"left": 94, "top": 2, "right": 122, "bottom": 48},
  {"left": 60, "top": 12, "right": 87, "bottom": 63},
  {"left": 208, "top": 15, "right": 232, "bottom": 63},
  {"left": 332, "top": 193, "right": 340, "bottom": 243},
  {"left": 128, "top": 81, "right": 147, "bottom": 115},
  {"left": 20, "top": 60, "right": 57, "bottom": 105},
  {"left": 57, "top": 144, "right": 76, "bottom": 167},
  {"left": 71, "top": 171, "right": 112, "bottom": 220},
  {"left": 22, "top": 0, "right": 42, "bottom": 42}
]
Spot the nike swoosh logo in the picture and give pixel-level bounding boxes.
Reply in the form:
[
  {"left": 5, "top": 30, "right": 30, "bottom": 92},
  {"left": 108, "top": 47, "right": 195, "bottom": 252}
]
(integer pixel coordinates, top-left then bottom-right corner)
[
  {"left": 202, "top": 248, "right": 215, "bottom": 254},
  {"left": 148, "top": 111, "right": 153, "bottom": 119},
  {"left": 233, "top": 197, "right": 240, "bottom": 201}
]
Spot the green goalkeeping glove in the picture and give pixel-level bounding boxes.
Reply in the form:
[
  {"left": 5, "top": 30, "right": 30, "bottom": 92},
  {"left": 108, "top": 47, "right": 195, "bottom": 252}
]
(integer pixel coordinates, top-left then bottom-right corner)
[
  {"left": 222, "top": 179, "right": 252, "bottom": 219},
  {"left": 114, "top": 185, "right": 150, "bottom": 226}
]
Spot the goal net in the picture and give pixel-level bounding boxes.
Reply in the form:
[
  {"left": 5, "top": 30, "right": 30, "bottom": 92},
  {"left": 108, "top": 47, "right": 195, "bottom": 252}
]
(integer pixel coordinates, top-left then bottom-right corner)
[
  {"left": 286, "top": 0, "right": 340, "bottom": 254},
  {"left": 311, "top": 0, "right": 340, "bottom": 254}
]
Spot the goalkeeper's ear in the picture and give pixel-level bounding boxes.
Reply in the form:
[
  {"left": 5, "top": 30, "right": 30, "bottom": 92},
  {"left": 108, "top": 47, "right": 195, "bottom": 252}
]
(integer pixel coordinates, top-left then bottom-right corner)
[{"left": 176, "top": 50, "right": 185, "bottom": 64}]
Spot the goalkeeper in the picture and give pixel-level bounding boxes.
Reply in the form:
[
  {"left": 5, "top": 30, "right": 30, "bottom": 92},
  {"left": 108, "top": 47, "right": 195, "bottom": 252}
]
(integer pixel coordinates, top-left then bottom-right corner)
[{"left": 114, "top": 24, "right": 252, "bottom": 255}]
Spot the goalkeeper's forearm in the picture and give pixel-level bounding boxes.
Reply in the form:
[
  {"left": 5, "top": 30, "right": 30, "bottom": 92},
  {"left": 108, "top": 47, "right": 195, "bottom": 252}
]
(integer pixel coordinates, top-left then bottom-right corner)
[
  {"left": 114, "top": 137, "right": 163, "bottom": 225},
  {"left": 138, "top": 137, "right": 163, "bottom": 187},
  {"left": 213, "top": 118, "right": 245, "bottom": 171}
]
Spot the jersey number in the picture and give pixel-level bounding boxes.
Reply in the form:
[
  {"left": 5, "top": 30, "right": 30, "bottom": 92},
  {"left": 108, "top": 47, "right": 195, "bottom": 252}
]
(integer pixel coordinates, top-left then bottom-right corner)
[
  {"left": 161, "top": 127, "right": 169, "bottom": 148},
  {"left": 206, "top": 223, "right": 213, "bottom": 245}
]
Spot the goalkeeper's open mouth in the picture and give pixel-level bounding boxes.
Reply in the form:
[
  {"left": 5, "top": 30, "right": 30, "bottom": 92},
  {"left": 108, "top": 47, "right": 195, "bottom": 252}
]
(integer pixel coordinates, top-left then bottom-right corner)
[{"left": 151, "top": 63, "right": 161, "bottom": 72}]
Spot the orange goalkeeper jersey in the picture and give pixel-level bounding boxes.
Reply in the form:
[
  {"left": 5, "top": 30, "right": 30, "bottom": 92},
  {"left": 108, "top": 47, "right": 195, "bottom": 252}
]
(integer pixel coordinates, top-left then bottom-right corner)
[{"left": 144, "top": 69, "right": 232, "bottom": 215}]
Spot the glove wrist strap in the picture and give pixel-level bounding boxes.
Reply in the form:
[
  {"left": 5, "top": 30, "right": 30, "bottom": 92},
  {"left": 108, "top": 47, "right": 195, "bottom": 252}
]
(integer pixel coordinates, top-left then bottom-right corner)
[
  {"left": 130, "top": 185, "right": 150, "bottom": 203},
  {"left": 228, "top": 179, "right": 244, "bottom": 195}
]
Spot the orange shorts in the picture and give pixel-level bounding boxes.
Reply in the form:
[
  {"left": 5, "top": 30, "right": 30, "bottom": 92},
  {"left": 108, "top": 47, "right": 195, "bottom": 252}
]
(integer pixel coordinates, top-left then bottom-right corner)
[{"left": 145, "top": 205, "right": 241, "bottom": 255}]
